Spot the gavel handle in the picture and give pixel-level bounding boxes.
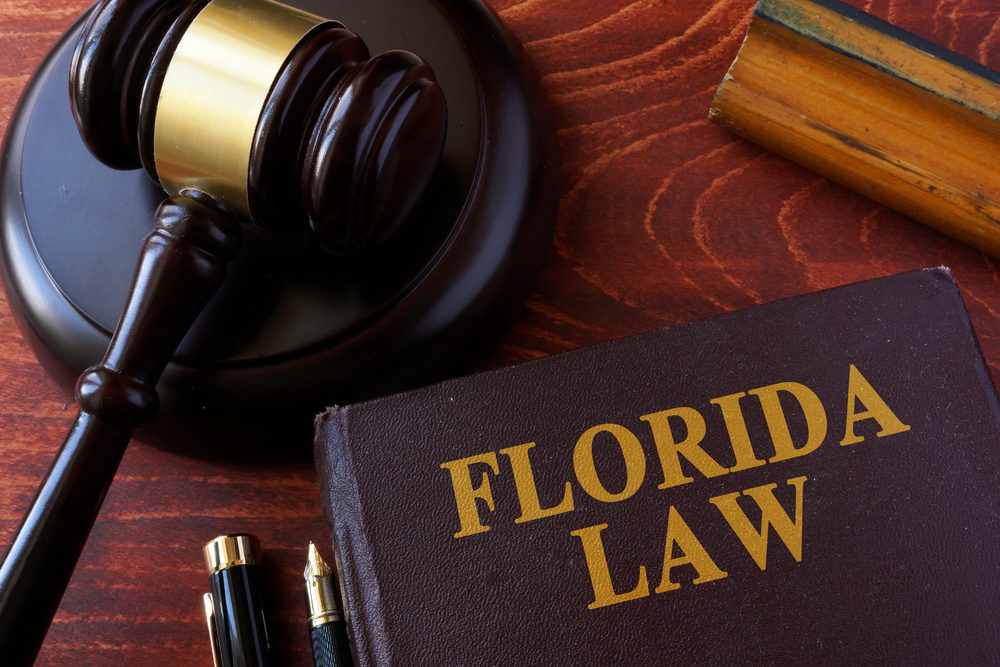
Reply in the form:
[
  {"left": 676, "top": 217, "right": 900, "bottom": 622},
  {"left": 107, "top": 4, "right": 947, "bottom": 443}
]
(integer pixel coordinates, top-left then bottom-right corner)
[{"left": 0, "top": 192, "right": 241, "bottom": 664}]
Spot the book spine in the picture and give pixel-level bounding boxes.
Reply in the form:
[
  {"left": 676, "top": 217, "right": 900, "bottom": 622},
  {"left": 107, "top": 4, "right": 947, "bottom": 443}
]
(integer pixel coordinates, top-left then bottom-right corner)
[
  {"left": 314, "top": 407, "right": 391, "bottom": 667},
  {"left": 709, "top": 0, "right": 1000, "bottom": 258}
]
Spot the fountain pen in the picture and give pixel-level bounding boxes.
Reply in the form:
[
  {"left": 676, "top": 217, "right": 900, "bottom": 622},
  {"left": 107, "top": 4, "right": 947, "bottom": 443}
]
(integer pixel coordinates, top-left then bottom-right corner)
[{"left": 304, "top": 542, "right": 354, "bottom": 667}]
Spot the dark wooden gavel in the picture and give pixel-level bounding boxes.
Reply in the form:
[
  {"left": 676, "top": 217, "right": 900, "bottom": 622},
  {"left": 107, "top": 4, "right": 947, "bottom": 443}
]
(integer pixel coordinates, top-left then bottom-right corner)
[{"left": 0, "top": 0, "right": 446, "bottom": 661}]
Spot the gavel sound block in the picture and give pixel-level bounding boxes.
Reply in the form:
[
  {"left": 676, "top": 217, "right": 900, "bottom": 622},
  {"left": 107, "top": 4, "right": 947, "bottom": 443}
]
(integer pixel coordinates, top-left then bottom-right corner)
[
  {"left": 0, "top": 0, "right": 557, "bottom": 662},
  {"left": 3, "top": 0, "right": 557, "bottom": 453}
]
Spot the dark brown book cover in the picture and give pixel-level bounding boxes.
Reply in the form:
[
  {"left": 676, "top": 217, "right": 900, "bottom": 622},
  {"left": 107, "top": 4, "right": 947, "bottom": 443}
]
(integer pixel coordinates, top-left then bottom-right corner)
[{"left": 314, "top": 268, "right": 1000, "bottom": 665}]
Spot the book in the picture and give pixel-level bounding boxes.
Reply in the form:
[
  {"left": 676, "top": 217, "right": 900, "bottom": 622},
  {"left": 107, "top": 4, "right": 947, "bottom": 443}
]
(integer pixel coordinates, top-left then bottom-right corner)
[
  {"left": 709, "top": 0, "right": 1000, "bottom": 258},
  {"left": 314, "top": 268, "right": 1000, "bottom": 665}
]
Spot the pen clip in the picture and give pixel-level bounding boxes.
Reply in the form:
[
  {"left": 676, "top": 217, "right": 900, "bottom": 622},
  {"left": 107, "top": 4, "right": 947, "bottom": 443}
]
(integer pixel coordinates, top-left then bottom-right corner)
[{"left": 203, "top": 592, "right": 222, "bottom": 667}]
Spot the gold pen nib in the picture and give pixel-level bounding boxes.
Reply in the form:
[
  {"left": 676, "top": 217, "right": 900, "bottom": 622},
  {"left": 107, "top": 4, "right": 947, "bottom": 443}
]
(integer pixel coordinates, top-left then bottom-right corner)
[
  {"left": 305, "top": 541, "right": 332, "bottom": 579},
  {"left": 304, "top": 542, "right": 343, "bottom": 627}
]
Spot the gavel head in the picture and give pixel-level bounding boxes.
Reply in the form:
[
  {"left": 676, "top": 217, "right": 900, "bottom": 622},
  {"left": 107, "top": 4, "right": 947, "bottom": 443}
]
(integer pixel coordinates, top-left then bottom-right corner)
[{"left": 69, "top": 0, "right": 447, "bottom": 255}]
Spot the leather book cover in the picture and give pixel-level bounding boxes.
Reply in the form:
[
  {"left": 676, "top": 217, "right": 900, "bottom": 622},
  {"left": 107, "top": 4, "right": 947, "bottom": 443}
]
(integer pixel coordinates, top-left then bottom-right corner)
[{"left": 314, "top": 268, "right": 1000, "bottom": 665}]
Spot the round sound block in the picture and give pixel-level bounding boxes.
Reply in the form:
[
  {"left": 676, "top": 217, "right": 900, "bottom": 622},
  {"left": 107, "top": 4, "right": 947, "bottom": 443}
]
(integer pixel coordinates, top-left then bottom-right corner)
[{"left": 0, "top": 0, "right": 558, "bottom": 457}]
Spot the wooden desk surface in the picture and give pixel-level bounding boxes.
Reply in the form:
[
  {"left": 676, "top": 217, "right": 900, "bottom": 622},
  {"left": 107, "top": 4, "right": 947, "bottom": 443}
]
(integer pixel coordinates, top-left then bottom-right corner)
[{"left": 2, "top": 0, "right": 998, "bottom": 663}]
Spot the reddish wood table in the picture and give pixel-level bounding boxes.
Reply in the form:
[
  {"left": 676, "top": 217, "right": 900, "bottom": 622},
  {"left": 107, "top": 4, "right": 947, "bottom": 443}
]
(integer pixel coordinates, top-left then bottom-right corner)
[{"left": 2, "top": 0, "right": 998, "bottom": 663}]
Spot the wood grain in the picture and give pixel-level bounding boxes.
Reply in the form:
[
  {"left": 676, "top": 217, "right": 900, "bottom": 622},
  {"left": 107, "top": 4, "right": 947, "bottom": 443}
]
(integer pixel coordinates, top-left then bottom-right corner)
[{"left": 1, "top": 0, "right": 999, "bottom": 664}]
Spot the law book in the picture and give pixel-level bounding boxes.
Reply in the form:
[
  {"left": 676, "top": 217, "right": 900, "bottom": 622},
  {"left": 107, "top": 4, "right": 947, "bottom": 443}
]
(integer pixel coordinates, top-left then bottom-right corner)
[{"left": 314, "top": 268, "right": 1000, "bottom": 665}]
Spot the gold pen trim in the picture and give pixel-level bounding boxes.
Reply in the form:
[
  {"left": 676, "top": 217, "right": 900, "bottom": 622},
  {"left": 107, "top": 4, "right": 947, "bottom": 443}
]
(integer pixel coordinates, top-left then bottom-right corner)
[
  {"left": 204, "top": 534, "right": 261, "bottom": 574},
  {"left": 203, "top": 592, "right": 222, "bottom": 667}
]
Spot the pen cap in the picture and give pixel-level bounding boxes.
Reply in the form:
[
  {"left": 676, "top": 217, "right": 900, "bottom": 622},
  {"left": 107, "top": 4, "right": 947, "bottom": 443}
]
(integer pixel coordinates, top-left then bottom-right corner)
[
  {"left": 205, "top": 534, "right": 262, "bottom": 574},
  {"left": 204, "top": 534, "right": 274, "bottom": 666}
]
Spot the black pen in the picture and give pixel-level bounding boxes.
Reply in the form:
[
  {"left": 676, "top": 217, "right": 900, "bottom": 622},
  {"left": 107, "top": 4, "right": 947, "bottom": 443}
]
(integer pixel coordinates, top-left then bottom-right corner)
[
  {"left": 203, "top": 534, "right": 275, "bottom": 667},
  {"left": 304, "top": 542, "right": 353, "bottom": 667}
]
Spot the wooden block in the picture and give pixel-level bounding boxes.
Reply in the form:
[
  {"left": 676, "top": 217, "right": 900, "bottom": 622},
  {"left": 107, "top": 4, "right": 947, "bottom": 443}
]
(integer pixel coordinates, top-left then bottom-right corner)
[{"left": 710, "top": 0, "right": 1000, "bottom": 257}]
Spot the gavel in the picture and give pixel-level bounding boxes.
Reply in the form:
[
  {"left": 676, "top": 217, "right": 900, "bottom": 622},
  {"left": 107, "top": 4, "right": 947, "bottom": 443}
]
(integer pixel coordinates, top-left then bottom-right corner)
[{"left": 0, "top": 0, "right": 446, "bottom": 661}]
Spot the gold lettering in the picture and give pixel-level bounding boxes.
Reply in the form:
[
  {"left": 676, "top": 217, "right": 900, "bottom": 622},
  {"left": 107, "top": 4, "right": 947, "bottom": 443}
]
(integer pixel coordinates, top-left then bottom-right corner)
[
  {"left": 655, "top": 506, "right": 728, "bottom": 593},
  {"left": 841, "top": 365, "right": 911, "bottom": 445},
  {"left": 711, "top": 392, "right": 766, "bottom": 472},
  {"left": 570, "top": 523, "right": 649, "bottom": 609},
  {"left": 748, "top": 382, "right": 828, "bottom": 463},
  {"left": 499, "top": 442, "right": 574, "bottom": 524},
  {"left": 439, "top": 452, "right": 500, "bottom": 538},
  {"left": 573, "top": 424, "right": 646, "bottom": 503},
  {"left": 709, "top": 476, "right": 807, "bottom": 570},
  {"left": 641, "top": 408, "right": 727, "bottom": 489}
]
